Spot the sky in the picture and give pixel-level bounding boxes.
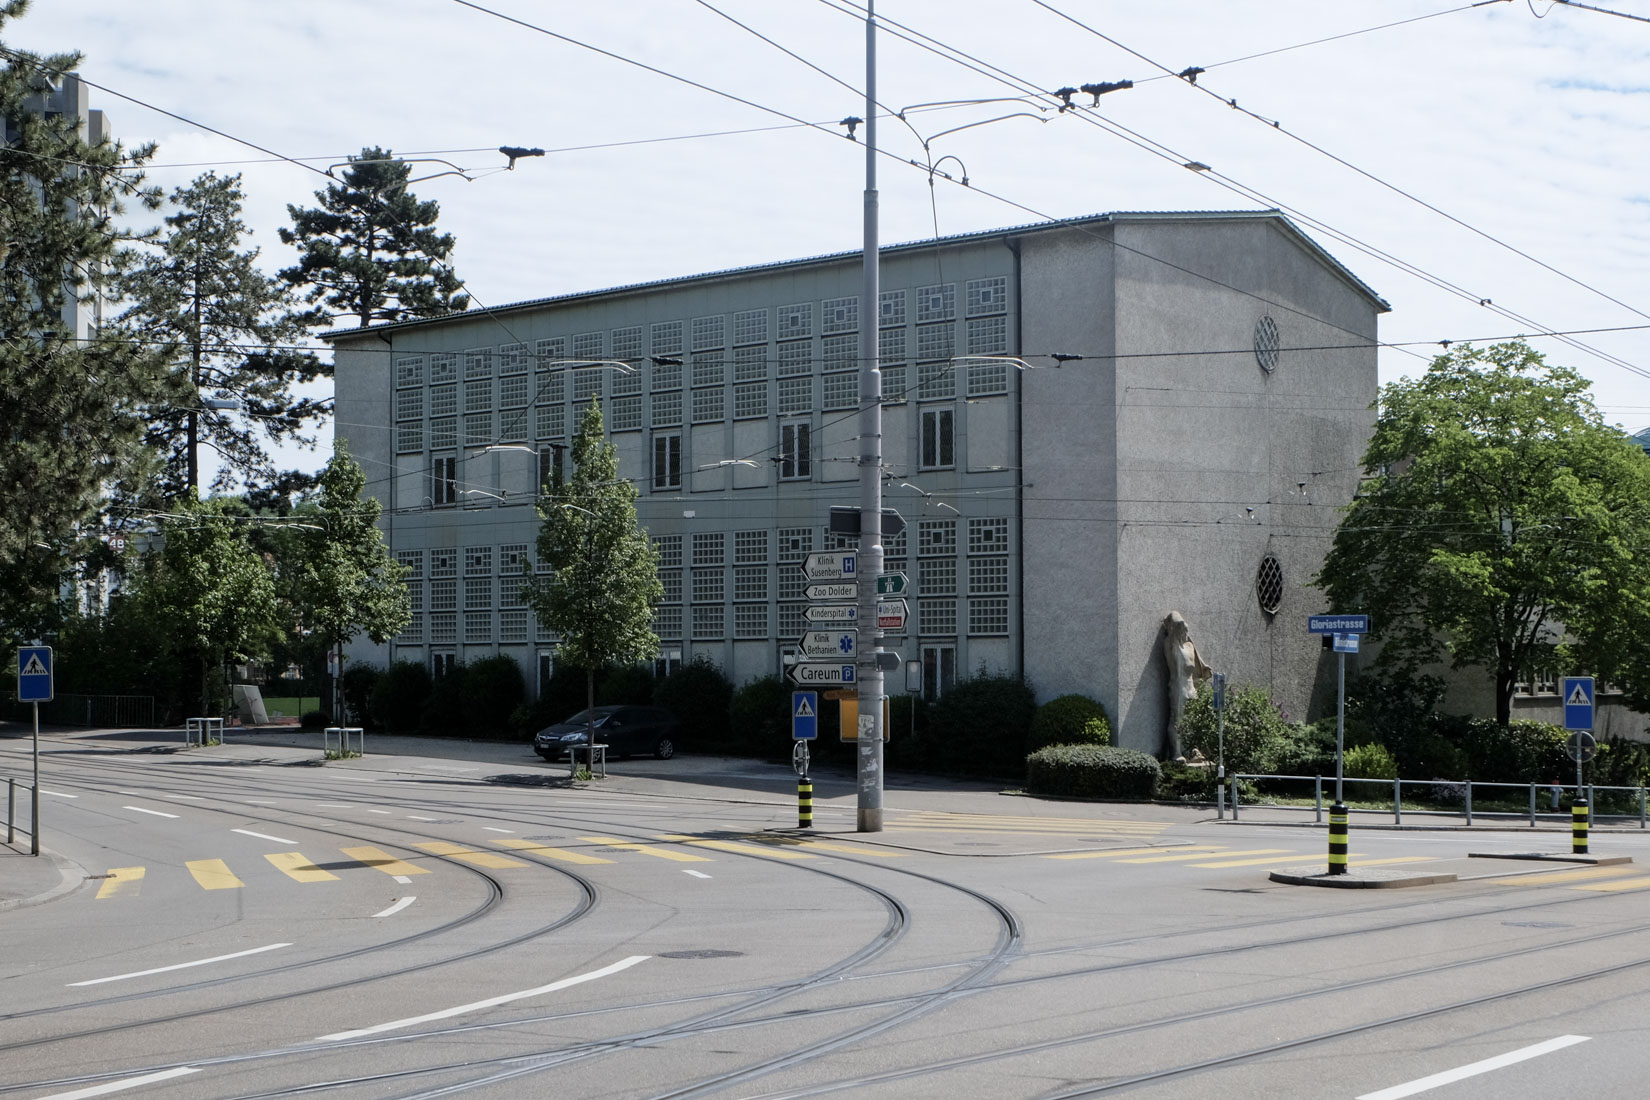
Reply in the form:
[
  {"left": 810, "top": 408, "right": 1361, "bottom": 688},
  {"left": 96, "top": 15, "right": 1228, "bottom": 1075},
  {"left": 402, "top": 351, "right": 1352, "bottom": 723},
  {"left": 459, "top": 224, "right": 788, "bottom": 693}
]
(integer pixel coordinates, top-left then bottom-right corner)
[{"left": 10, "top": 0, "right": 1649, "bottom": 478}]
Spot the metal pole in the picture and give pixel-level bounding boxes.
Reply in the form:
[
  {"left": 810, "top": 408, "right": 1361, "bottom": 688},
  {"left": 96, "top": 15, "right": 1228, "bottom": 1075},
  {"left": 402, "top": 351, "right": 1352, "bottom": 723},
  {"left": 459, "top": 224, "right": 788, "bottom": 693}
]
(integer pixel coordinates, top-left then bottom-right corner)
[
  {"left": 1215, "top": 702, "right": 1225, "bottom": 820},
  {"left": 7, "top": 776, "right": 13, "bottom": 844},
  {"left": 1335, "top": 650, "right": 1345, "bottom": 804},
  {"left": 31, "top": 700, "right": 40, "bottom": 856},
  {"left": 854, "top": 0, "right": 885, "bottom": 833}
]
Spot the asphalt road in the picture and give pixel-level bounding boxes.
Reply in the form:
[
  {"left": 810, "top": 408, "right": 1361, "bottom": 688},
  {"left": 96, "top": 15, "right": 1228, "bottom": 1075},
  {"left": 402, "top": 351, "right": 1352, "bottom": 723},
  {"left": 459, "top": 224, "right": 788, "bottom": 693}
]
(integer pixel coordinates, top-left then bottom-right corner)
[{"left": 4, "top": 726, "right": 1650, "bottom": 1099}]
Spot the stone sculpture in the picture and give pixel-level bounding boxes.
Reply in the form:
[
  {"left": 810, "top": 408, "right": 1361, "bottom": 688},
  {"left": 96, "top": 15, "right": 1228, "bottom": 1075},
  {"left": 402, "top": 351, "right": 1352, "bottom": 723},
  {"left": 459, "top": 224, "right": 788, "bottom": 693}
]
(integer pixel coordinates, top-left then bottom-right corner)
[{"left": 1162, "top": 610, "right": 1211, "bottom": 761}]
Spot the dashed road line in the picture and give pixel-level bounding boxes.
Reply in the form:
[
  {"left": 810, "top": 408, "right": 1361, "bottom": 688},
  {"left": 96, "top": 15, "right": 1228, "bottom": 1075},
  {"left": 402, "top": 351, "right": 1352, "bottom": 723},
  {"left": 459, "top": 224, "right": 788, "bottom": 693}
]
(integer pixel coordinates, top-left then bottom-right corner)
[
  {"left": 581, "top": 836, "right": 712, "bottom": 863},
  {"left": 233, "top": 828, "right": 297, "bottom": 844},
  {"left": 95, "top": 867, "right": 144, "bottom": 900},
  {"left": 265, "top": 852, "right": 340, "bottom": 883},
  {"left": 494, "top": 838, "right": 614, "bottom": 865},
  {"left": 68, "top": 943, "right": 289, "bottom": 987},
  {"left": 123, "top": 806, "right": 179, "bottom": 819},
  {"left": 413, "top": 841, "right": 529, "bottom": 869},
  {"left": 341, "top": 846, "right": 430, "bottom": 877},
  {"left": 186, "top": 859, "right": 244, "bottom": 890}
]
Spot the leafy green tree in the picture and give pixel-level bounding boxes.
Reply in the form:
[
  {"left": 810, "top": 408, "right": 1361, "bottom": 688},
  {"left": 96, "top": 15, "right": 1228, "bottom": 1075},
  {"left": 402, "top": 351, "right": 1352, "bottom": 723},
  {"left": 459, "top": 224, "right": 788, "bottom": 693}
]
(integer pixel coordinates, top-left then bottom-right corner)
[
  {"left": 279, "top": 146, "right": 468, "bottom": 329},
  {"left": 129, "top": 494, "right": 281, "bottom": 717},
  {"left": 0, "top": 9, "right": 179, "bottom": 642},
  {"left": 524, "top": 400, "right": 663, "bottom": 738},
  {"left": 114, "top": 171, "right": 325, "bottom": 496},
  {"left": 1316, "top": 342, "right": 1650, "bottom": 725}
]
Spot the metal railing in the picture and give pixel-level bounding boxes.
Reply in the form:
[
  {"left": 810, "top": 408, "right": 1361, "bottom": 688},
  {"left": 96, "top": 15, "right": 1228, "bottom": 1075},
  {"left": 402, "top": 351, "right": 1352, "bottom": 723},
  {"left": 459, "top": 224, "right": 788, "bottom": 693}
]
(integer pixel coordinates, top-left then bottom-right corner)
[
  {"left": 185, "top": 717, "right": 225, "bottom": 747},
  {"left": 15, "top": 693, "right": 156, "bottom": 728},
  {"left": 7, "top": 776, "right": 34, "bottom": 847},
  {"left": 1228, "top": 773, "right": 1648, "bottom": 828},
  {"left": 324, "top": 727, "right": 364, "bottom": 758}
]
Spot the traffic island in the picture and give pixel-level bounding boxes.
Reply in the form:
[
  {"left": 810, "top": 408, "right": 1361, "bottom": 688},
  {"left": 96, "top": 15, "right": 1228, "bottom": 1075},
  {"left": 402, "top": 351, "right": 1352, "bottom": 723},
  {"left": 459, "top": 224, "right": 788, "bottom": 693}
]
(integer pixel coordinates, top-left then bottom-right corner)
[
  {"left": 1466, "top": 852, "right": 1632, "bottom": 866},
  {"left": 1269, "top": 865, "right": 1458, "bottom": 889}
]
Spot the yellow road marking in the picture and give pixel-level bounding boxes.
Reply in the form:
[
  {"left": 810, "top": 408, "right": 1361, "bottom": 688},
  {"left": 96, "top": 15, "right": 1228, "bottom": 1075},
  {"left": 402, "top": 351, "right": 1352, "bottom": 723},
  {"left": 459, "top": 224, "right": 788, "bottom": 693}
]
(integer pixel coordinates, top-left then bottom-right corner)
[
  {"left": 341, "top": 846, "right": 430, "bottom": 876},
  {"left": 581, "top": 836, "right": 712, "bottom": 863},
  {"left": 898, "top": 813, "right": 1172, "bottom": 828},
  {"left": 96, "top": 867, "right": 144, "bottom": 899},
  {"left": 1045, "top": 846, "right": 1226, "bottom": 861},
  {"left": 1349, "top": 856, "right": 1438, "bottom": 867},
  {"left": 186, "top": 859, "right": 244, "bottom": 890},
  {"left": 493, "top": 837, "right": 613, "bottom": 865},
  {"left": 412, "top": 841, "right": 529, "bottom": 869},
  {"left": 1502, "top": 865, "right": 1639, "bottom": 886},
  {"left": 265, "top": 852, "right": 340, "bottom": 883},
  {"left": 1120, "top": 848, "right": 1290, "bottom": 864},
  {"left": 1191, "top": 853, "right": 1309, "bottom": 868},
  {"left": 745, "top": 836, "right": 905, "bottom": 858},
  {"left": 1576, "top": 875, "right": 1650, "bottom": 892},
  {"left": 656, "top": 835, "right": 815, "bottom": 859}
]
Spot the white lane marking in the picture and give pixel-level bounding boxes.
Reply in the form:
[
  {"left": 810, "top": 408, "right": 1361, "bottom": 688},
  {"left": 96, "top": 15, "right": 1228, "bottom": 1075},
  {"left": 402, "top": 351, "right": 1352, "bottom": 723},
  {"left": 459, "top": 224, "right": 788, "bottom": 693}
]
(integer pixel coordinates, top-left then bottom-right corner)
[
  {"left": 232, "top": 828, "right": 297, "bottom": 844},
  {"left": 406, "top": 815, "right": 437, "bottom": 821},
  {"left": 36, "top": 1066, "right": 199, "bottom": 1099},
  {"left": 69, "top": 943, "right": 290, "bottom": 987},
  {"left": 315, "top": 803, "right": 353, "bottom": 808},
  {"left": 314, "top": 956, "right": 650, "bottom": 1041},
  {"left": 683, "top": 869, "right": 712, "bottom": 879},
  {"left": 337, "top": 775, "right": 377, "bottom": 782},
  {"left": 167, "top": 795, "right": 202, "bottom": 800},
  {"left": 367, "top": 809, "right": 393, "bottom": 815},
  {"left": 417, "top": 765, "right": 477, "bottom": 773},
  {"left": 41, "top": 789, "right": 77, "bottom": 798},
  {"left": 483, "top": 827, "right": 514, "bottom": 833},
  {"left": 393, "top": 875, "right": 412, "bottom": 884},
  {"left": 122, "top": 806, "right": 179, "bottom": 819},
  {"left": 1356, "top": 1035, "right": 1591, "bottom": 1100},
  {"left": 373, "top": 897, "right": 416, "bottom": 918},
  {"left": 245, "top": 799, "right": 277, "bottom": 804}
]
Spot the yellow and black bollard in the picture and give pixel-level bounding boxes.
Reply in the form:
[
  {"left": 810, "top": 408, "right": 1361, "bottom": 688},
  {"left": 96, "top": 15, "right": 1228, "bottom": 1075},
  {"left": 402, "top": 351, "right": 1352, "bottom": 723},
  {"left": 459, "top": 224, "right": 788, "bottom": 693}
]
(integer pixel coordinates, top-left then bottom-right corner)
[
  {"left": 798, "top": 775, "right": 814, "bottom": 830},
  {"left": 1573, "top": 799, "right": 1589, "bottom": 855},
  {"left": 1327, "top": 802, "right": 1349, "bottom": 875}
]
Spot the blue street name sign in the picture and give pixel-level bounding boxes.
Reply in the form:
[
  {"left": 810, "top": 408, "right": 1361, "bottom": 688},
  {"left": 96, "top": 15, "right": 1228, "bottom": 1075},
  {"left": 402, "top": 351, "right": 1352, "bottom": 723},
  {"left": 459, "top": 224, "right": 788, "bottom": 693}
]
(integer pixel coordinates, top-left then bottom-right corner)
[
  {"left": 17, "top": 646, "right": 53, "bottom": 703},
  {"left": 1212, "top": 671, "right": 1226, "bottom": 712},
  {"left": 1563, "top": 676, "right": 1595, "bottom": 732},
  {"left": 1333, "top": 633, "right": 1360, "bottom": 654},
  {"left": 1308, "top": 614, "right": 1369, "bottom": 635},
  {"left": 792, "top": 691, "right": 818, "bottom": 740}
]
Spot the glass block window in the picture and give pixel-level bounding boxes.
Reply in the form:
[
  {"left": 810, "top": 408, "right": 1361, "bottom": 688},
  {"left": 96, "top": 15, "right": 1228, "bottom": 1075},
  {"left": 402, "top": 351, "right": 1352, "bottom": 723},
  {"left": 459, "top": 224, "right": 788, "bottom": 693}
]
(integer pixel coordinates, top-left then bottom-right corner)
[
  {"left": 499, "top": 374, "right": 530, "bottom": 408},
  {"left": 536, "top": 615, "right": 557, "bottom": 642},
  {"left": 691, "top": 352, "right": 725, "bottom": 387},
  {"left": 500, "top": 610, "right": 529, "bottom": 643},
  {"left": 499, "top": 575, "right": 525, "bottom": 610},
  {"left": 967, "top": 356, "right": 1010, "bottom": 397},
  {"left": 610, "top": 395, "right": 642, "bottom": 431},
  {"left": 777, "top": 340, "right": 812, "bottom": 376},
  {"left": 822, "top": 333, "right": 858, "bottom": 371},
  {"left": 500, "top": 543, "right": 529, "bottom": 574},
  {"left": 824, "top": 531, "right": 856, "bottom": 551},
  {"left": 430, "top": 579, "right": 457, "bottom": 611},
  {"left": 734, "top": 602, "right": 769, "bottom": 639},
  {"left": 612, "top": 326, "right": 643, "bottom": 361},
  {"left": 653, "top": 391, "right": 682, "bottom": 427},
  {"left": 430, "top": 548, "right": 457, "bottom": 578},
  {"left": 969, "top": 598, "right": 1010, "bottom": 635},
  {"left": 404, "top": 580, "right": 424, "bottom": 615},
  {"left": 779, "top": 568, "right": 805, "bottom": 601},
  {"left": 431, "top": 418, "right": 457, "bottom": 450},
  {"left": 429, "top": 354, "right": 457, "bottom": 386},
  {"left": 966, "top": 315, "right": 1008, "bottom": 356},
  {"left": 692, "top": 532, "right": 725, "bottom": 565},
  {"left": 572, "top": 367, "right": 604, "bottom": 401},
  {"left": 918, "top": 360, "right": 956, "bottom": 400},
  {"left": 734, "top": 345, "right": 767, "bottom": 382},
  {"left": 465, "top": 546, "right": 493, "bottom": 575},
  {"left": 464, "top": 412, "right": 492, "bottom": 444},
  {"left": 691, "top": 315, "right": 725, "bottom": 351},
  {"left": 880, "top": 289, "right": 907, "bottom": 327},
  {"left": 613, "top": 366, "right": 641, "bottom": 396},
  {"left": 396, "top": 550, "right": 424, "bottom": 578},
  {"left": 735, "top": 530, "right": 767, "bottom": 563},
  {"left": 778, "top": 602, "right": 806, "bottom": 638},
  {"left": 968, "top": 517, "right": 1009, "bottom": 553},
  {"left": 535, "top": 406, "right": 564, "bottom": 440},
  {"left": 966, "top": 276, "right": 1008, "bottom": 316},
  {"left": 395, "top": 356, "right": 425, "bottom": 388},
  {"left": 778, "top": 303, "right": 813, "bottom": 339},
  {"left": 430, "top": 613, "right": 456, "bottom": 643},
  {"left": 778, "top": 376, "right": 812, "bottom": 414},
  {"left": 879, "top": 326, "right": 906, "bottom": 364},
  {"left": 396, "top": 423, "right": 424, "bottom": 453},
  {"left": 543, "top": 369, "right": 566, "bottom": 403},
  {"left": 464, "top": 612, "right": 492, "bottom": 644},
  {"left": 733, "top": 565, "right": 766, "bottom": 600},
  {"left": 658, "top": 569, "right": 683, "bottom": 604},
  {"left": 573, "top": 331, "right": 604, "bottom": 361},
  {"left": 499, "top": 343, "right": 529, "bottom": 373},
  {"left": 823, "top": 372, "right": 857, "bottom": 411},
  {"left": 917, "top": 283, "right": 955, "bottom": 322},
  {"left": 465, "top": 377, "right": 493, "bottom": 413},
  {"left": 535, "top": 336, "right": 567, "bottom": 367},
  {"left": 778, "top": 526, "right": 813, "bottom": 561},
  {"left": 653, "top": 605, "right": 682, "bottom": 640},
  {"left": 691, "top": 568, "right": 724, "bottom": 604},
  {"left": 882, "top": 365, "right": 907, "bottom": 404},
  {"left": 734, "top": 309, "right": 768, "bottom": 346},
  {"left": 651, "top": 358, "right": 682, "bottom": 391},
  {"left": 692, "top": 603, "right": 725, "bottom": 640},
  {"left": 464, "top": 577, "right": 492, "bottom": 609},
  {"left": 733, "top": 383, "right": 767, "bottom": 419},
  {"left": 919, "top": 518, "right": 957, "bottom": 556},
  {"left": 919, "top": 557, "right": 957, "bottom": 596},
  {"left": 920, "top": 598, "right": 957, "bottom": 636},
  {"left": 430, "top": 385, "right": 457, "bottom": 418},
  {"left": 465, "top": 348, "right": 493, "bottom": 379},
  {"left": 399, "top": 613, "right": 423, "bottom": 642},
  {"left": 395, "top": 387, "right": 424, "bottom": 422},
  {"left": 822, "top": 296, "right": 858, "bottom": 333},
  {"left": 969, "top": 556, "right": 1009, "bottom": 594},
  {"left": 651, "top": 321, "right": 684, "bottom": 357},
  {"left": 884, "top": 527, "right": 907, "bottom": 561},
  {"left": 655, "top": 534, "right": 683, "bottom": 568},
  {"left": 916, "top": 323, "right": 956, "bottom": 362}
]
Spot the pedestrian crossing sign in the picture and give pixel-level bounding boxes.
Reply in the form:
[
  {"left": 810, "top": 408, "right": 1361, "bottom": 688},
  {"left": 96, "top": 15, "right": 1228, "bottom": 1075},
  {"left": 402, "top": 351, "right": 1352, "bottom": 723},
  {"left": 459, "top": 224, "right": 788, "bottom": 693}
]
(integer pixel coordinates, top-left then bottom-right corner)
[
  {"left": 792, "top": 691, "right": 818, "bottom": 741},
  {"left": 17, "top": 646, "right": 53, "bottom": 703},
  {"left": 1562, "top": 676, "right": 1594, "bottom": 732}
]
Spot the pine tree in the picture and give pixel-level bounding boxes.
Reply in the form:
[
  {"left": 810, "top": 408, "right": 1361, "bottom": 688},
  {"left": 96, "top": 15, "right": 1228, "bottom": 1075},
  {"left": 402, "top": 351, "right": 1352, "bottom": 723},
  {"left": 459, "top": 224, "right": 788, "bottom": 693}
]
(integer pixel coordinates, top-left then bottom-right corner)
[
  {"left": 279, "top": 146, "right": 468, "bottom": 329},
  {"left": 115, "top": 171, "right": 325, "bottom": 497}
]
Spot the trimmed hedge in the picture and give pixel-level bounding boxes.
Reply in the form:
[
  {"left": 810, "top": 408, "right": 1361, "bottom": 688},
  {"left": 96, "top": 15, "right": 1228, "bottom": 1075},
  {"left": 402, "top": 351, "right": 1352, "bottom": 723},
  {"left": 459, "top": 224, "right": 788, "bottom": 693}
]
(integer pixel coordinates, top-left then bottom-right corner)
[
  {"left": 1028, "top": 694, "right": 1111, "bottom": 752},
  {"left": 1025, "top": 744, "right": 1161, "bottom": 800}
]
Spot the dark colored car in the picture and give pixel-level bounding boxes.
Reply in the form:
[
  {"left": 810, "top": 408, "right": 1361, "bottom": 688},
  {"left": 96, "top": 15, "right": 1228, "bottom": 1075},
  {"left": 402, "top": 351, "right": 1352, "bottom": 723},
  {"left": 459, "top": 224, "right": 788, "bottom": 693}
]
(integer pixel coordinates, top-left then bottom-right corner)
[{"left": 533, "top": 705, "right": 680, "bottom": 762}]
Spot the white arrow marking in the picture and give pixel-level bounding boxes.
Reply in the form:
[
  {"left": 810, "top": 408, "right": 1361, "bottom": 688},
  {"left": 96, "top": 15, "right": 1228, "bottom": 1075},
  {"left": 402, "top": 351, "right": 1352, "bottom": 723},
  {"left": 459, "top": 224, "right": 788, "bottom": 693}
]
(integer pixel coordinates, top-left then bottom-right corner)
[{"left": 373, "top": 897, "right": 416, "bottom": 918}]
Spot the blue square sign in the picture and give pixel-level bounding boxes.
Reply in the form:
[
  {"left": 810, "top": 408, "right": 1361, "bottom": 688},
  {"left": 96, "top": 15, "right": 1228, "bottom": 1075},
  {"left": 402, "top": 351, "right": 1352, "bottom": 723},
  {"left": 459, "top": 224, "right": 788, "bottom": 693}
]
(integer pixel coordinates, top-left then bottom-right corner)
[
  {"left": 792, "top": 691, "right": 818, "bottom": 741},
  {"left": 1563, "top": 676, "right": 1594, "bottom": 732},
  {"left": 17, "top": 646, "right": 53, "bottom": 703}
]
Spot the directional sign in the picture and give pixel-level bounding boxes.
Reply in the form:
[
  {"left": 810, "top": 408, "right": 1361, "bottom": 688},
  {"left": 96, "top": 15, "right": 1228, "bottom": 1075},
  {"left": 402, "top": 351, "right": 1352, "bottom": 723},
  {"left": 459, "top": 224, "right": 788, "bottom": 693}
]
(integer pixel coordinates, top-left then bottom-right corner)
[
  {"left": 798, "top": 630, "right": 857, "bottom": 658},
  {"left": 17, "top": 646, "right": 53, "bottom": 703},
  {"left": 786, "top": 662, "right": 856, "bottom": 687},
  {"left": 1563, "top": 676, "right": 1595, "bottom": 732},
  {"left": 804, "top": 604, "right": 858, "bottom": 624},
  {"left": 800, "top": 552, "right": 856, "bottom": 581},
  {"left": 804, "top": 582, "right": 857, "bottom": 601},
  {"left": 791, "top": 691, "right": 818, "bottom": 740},
  {"left": 875, "top": 572, "right": 909, "bottom": 596},
  {"left": 1308, "top": 614, "right": 1369, "bottom": 635},
  {"left": 1212, "top": 671, "right": 1226, "bottom": 712},
  {"left": 1332, "top": 633, "right": 1359, "bottom": 654},
  {"left": 876, "top": 598, "right": 908, "bottom": 631},
  {"left": 1566, "top": 730, "right": 1597, "bottom": 763}
]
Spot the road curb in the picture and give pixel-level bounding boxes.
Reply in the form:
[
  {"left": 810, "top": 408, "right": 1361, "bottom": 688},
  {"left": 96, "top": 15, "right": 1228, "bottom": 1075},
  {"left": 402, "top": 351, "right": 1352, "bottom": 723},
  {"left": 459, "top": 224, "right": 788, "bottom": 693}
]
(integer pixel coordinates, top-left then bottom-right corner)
[
  {"left": 1466, "top": 852, "right": 1633, "bottom": 865},
  {"left": 0, "top": 846, "right": 89, "bottom": 912},
  {"left": 1268, "top": 867, "right": 1458, "bottom": 889}
]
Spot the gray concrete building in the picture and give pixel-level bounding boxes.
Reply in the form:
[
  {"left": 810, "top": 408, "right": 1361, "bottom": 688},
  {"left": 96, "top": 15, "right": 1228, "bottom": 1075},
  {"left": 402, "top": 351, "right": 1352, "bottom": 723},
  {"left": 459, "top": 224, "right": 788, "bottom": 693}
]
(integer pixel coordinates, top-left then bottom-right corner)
[{"left": 329, "top": 210, "right": 1387, "bottom": 755}]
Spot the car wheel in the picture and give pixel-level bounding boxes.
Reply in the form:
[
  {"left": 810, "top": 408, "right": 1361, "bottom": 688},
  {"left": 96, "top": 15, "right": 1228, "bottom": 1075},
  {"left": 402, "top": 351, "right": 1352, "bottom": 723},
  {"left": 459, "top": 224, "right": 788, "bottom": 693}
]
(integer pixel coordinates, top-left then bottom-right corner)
[{"left": 653, "top": 736, "right": 676, "bottom": 760}]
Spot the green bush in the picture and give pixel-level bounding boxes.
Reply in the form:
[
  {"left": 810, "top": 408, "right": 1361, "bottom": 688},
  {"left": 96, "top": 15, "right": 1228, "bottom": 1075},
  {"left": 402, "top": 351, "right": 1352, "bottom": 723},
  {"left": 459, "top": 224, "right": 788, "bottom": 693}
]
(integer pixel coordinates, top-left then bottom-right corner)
[
  {"left": 654, "top": 657, "right": 734, "bottom": 751},
  {"left": 598, "top": 664, "right": 656, "bottom": 706},
  {"left": 1344, "top": 742, "right": 1399, "bottom": 780},
  {"left": 338, "top": 664, "right": 380, "bottom": 727},
  {"left": 1025, "top": 744, "right": 1160, "bottom": 800},
  {"left": 300, "top": 708, "right": 327, "bottom": 731},
  {"left": 369, "top": 661, "right": 431, "bottom": 732},
  {"left": 928, "top": 671, "right": 1037, "bottom": 778},
  {"left": 1028, "top": 694, "right": 1111, "bottom": 752},
  {"left": 727, "top": 675, "right": 792, "bottom": 758},
  {"left": 465, "top": 655, "right": 527, "bottom": 736},
  {"left": 420, "top": 664, "right": 470, "bottom": 733},
  {"left": 1461, "top": 718, "right": 1570, "bottom": 783},
  {"left": 1178, "top": 681, "right": 1294, "bottom": 772},
  {"left": 1157, "top": 761, "right": 1217, "bottom": 802}
]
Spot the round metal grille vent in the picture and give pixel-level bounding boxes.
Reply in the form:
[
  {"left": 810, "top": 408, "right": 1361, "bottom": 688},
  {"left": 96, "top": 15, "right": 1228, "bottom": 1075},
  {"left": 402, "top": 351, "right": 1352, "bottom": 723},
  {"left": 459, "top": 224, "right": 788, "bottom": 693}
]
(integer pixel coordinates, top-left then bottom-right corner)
[
  {"left": 1254, "top": 315, "right": 1280, "bottom": 373},
  {"left": 1256, "top": 554, "right": 1284, "bottom": 615}
]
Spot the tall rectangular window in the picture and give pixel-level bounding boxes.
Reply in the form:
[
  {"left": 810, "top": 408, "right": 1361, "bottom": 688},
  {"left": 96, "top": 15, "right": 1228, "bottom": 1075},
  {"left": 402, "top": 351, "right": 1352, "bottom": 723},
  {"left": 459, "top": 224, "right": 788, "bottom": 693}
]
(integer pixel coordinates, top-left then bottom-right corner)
[
  {"left": 920, "top": 408, "right": 954, "bottom": 469},
  {"left": 431, "top": 455, "right": 457, "bottom": 506},
  {"left": 780, "top": 422, "right": 811, "bottom": 480},
  {"left": 653, "top": 433, "right": 681, "bottom": 490}
]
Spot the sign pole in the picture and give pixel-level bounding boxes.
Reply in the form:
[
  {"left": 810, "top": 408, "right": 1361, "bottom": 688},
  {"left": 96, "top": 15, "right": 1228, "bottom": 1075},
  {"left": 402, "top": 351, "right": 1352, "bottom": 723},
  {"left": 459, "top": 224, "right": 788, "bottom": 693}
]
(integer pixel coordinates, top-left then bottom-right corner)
[
  {"left": 31, "top": 700, "right": 39, "bottom": 856},
  {"left": 1335, "top": 649, "right": 1345, "bottom": 805}
]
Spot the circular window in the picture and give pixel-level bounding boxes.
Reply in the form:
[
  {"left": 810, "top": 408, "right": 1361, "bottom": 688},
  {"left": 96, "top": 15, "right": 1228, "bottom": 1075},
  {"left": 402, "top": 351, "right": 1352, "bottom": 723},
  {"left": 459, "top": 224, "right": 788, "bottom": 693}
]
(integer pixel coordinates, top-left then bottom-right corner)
[
  {"left": 1254, "top": 315, "right": 1280, "bottom": 373},
  {"left": 1256, "top": 554, "right": 1283, "bottom": 616}
]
